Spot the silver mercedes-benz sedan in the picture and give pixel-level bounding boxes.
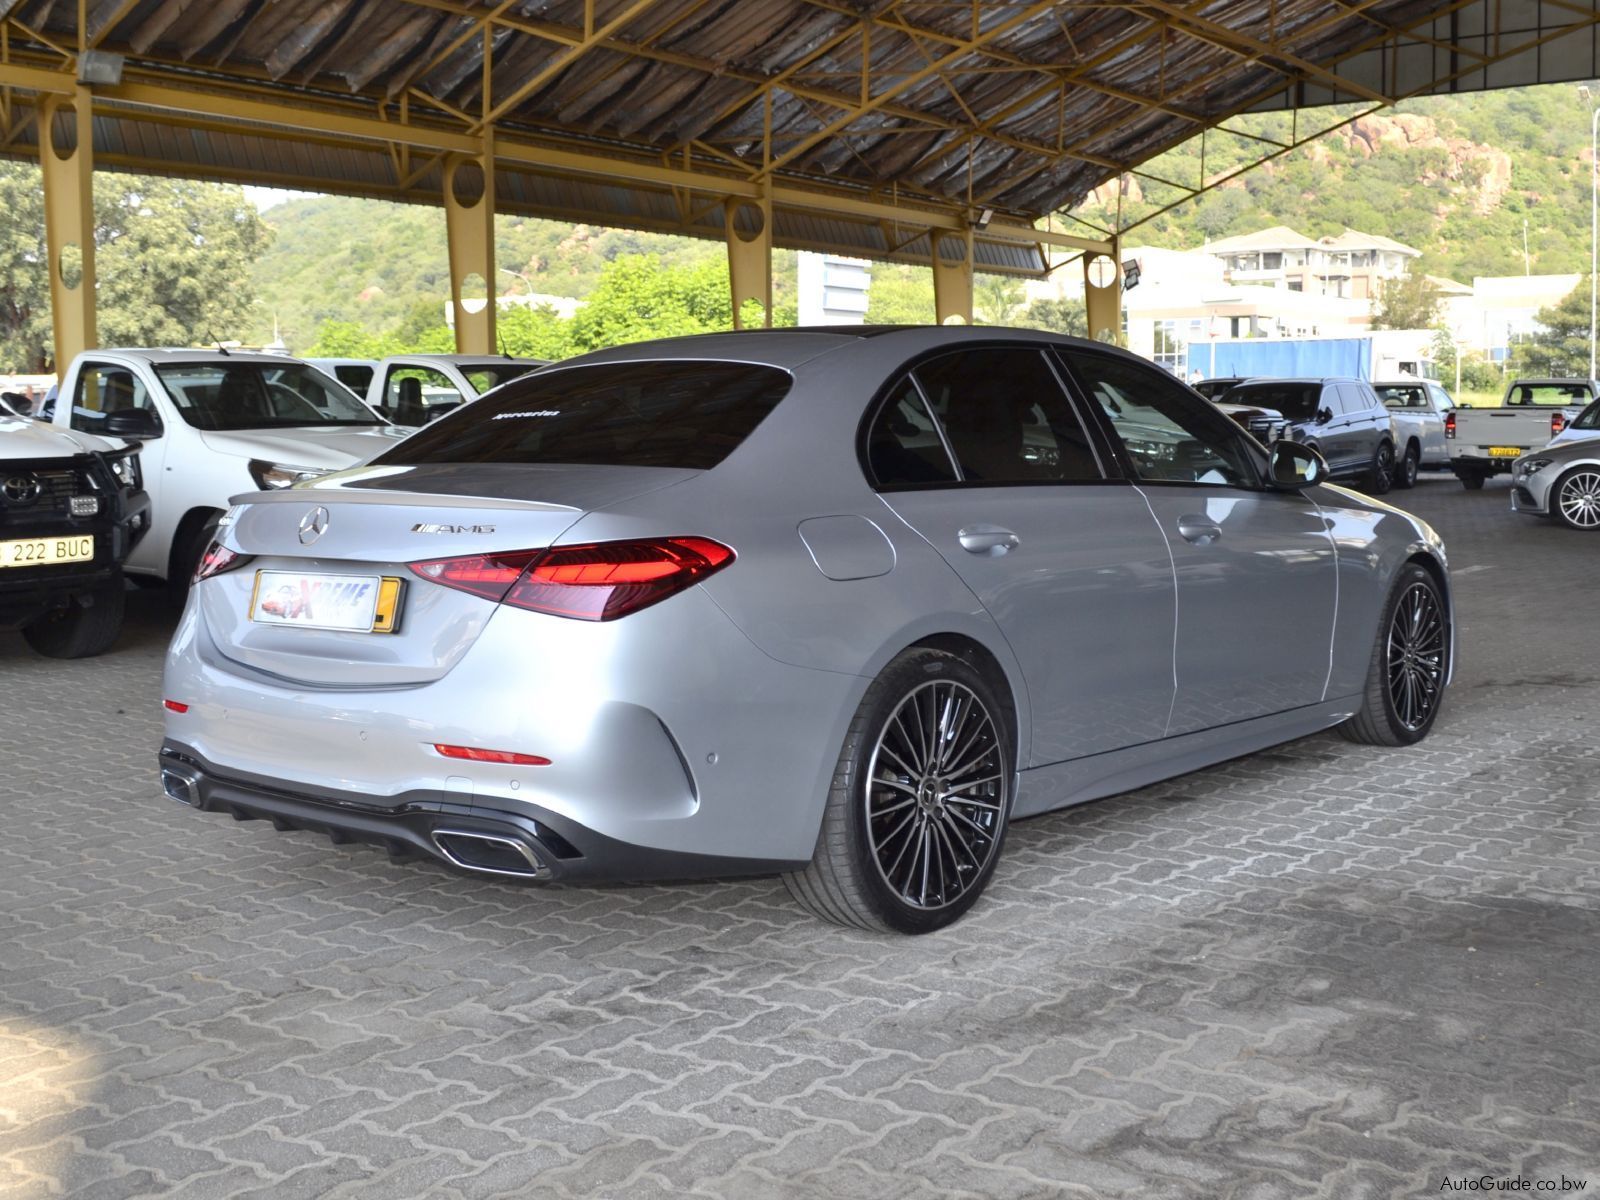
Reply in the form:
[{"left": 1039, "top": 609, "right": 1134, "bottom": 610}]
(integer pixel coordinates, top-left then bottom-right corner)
[
  {"left": 1510, "top": 433, "right": 1600, "bottom": 528},
  {"left": 160, "top": 327, "right": 1453, "bottom": 933}
]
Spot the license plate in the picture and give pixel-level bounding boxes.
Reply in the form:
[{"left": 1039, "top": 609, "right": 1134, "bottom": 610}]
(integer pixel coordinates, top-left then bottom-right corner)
[
  {"left": 1488, "top": 446, "right": 1522, "bottom": 458},
  {"left": 0, "top": 534, "right": 94, "bottom": 569},
  {"left": 249, "top": 571, "right": 404, "bottom": 633}
]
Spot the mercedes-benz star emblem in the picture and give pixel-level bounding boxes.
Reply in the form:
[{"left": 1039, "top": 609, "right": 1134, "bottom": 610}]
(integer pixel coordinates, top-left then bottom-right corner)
[
  {"left": 297, "top": 505, "right": 330, "bottom": 546},
  {"left": 2, "top": 473, "right": 42, "bottom": 504}
]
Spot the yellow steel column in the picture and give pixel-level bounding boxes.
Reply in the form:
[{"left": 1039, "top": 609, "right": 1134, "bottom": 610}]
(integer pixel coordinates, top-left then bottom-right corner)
[
  {"left": 39, "top": 86, "right": 96, "bottom": 369},
  {"left": 931, "top": 228, "right": 973, "bottom": 324},
  {"left": 724, "top": 197, "right": 772, "bottom": 329},
  {"left": 1083, "top": 239, "right": 1122, "bottom": 344},
  {"left": 444, "top": 140, "right": 496, "bottom": 355}
]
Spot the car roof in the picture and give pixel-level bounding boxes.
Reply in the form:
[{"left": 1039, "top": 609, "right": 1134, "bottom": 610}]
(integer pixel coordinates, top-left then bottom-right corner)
[
  {"left": 89, "top": 348, "right": 298, "bottom": 365},
  {"left": 560, "top": 324, "right": 1160, "bottom": 372},
  {"left": 378, "top": 353, "right": 546, "bottom": 366},
  {"left": 1230, "top": 377, "right": 1363, "bottom": 385}
]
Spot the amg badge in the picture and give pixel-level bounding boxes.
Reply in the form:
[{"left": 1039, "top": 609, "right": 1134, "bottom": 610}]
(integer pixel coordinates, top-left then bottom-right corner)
[{"left": 411, "top": 523, "right": 497, "bottom": 534}]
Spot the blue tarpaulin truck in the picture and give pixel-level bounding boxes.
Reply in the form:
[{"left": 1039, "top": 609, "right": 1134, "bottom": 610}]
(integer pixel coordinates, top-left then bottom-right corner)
[{"left": 1202, "top": 332, "right": 1434, "bottom": 382}]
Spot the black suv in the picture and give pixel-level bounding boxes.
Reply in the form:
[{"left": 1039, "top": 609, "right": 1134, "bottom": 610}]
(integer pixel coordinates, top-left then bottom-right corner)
[
  {"left": 1, "top": 411, "right": 151, "bottom": 657},
  {"left": 1219, "top": 377, "right": 1399, "bottom": 494}
]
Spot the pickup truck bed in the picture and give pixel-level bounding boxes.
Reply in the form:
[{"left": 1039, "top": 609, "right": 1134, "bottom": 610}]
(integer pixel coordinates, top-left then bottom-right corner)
[{"left": 1448, "top": 378, "right": 1597, "bottom": 488}]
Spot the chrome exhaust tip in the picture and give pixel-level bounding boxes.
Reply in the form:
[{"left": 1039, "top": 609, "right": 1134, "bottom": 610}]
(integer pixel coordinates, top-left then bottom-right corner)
[
  {"left": 160, "top": 764, "right": 204, "bottom": 808},
  {"left": 430, "top": 829, "right": 547, "bottom": 879}
]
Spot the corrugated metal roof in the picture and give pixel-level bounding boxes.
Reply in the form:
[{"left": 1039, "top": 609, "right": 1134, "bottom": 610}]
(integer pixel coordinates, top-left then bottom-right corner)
[{"left": 2, "top": 1, "right": 1598, "bottom": 272}]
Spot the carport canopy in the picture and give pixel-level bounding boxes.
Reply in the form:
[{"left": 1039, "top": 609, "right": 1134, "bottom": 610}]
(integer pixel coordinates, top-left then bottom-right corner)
[{"left": 2, "top": 0, "right": 1599, "bottom": 362}]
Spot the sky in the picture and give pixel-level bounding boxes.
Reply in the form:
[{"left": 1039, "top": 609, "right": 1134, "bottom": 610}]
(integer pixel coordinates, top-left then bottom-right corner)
[{"left": 243, "top": 185, "right": 315, "bottom": 213}]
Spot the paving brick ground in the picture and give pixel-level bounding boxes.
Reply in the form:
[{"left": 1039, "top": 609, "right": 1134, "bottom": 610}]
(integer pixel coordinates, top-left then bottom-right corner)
[{"left": 2, "top": 474, "right": 1597, "bottom": 1199}]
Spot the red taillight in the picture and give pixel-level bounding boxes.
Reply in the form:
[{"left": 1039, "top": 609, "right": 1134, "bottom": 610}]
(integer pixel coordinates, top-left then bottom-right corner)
[
  {"left": 412, "top": 537, "right": 734, "bottom": 621},
  {"left": 434, "top": 744, "right": 551, "bottom": 766},
  {"left": 163, "top": 699, "right": 189, "bottom": 713},
  {"left": 408, "top": 550, "right": 543, "bottom": 602},
  {"left": 193, "top": 540, "right": 251, "bottom": 583},
  {"left": 1553, "top": 412, "right": 1567, "bottom": 435},
  {"left": 507, "top": 537, "right": 735, "bottom": 621},
  {"left": 1444, "top": 411, "right": 1456, "bottom": 439}
]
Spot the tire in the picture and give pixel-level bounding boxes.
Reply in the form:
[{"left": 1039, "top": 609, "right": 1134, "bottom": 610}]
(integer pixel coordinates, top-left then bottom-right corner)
[
  {"left": 1456, "top": 469, "right": 1485, "bottom": 491},
  {"left": 783, "top": 648, "right": 1014, "bottom": 934},
  {"left": 1363, "top": 440, "right": 1395, "bottom": 495},
  {"left": 1338, "top": 563, "right": 1448, "bottom": 747},
  {"left": 167, "top": 512, "right": 220, "bottom": 609},
  {"left": 22, "top": 573, "right": 127, "bottom": 659},
  {"left": 1551, "top": 466, "right": 1600, "bottom": 530},
  {"left": 1393, "top": 443, "right": 1420, "bottom": 490}
]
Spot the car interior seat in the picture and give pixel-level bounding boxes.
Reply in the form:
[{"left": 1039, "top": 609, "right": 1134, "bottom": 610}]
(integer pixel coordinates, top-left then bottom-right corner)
[{"left": 393, "top": 377, "right": 426, "bottom": 426}]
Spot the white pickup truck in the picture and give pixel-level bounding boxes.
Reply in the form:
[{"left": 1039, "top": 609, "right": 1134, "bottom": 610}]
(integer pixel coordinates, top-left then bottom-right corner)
[
  {"left": 45, "top": 349, "right": 410, "bottom": 593},
  {"left": 364, "top": 354, "right": 546, "bottom": 424},
  {"left": 1449, "top": 377, "right": 1599, "bottom": 489}
]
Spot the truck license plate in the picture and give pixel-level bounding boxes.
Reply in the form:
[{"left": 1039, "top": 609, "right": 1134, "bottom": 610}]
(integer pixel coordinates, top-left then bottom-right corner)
[
  {"left": 1488, "top": 446, "right": 1521, "bottom": 458},
  {"left": 0, "top": 535, "right": 94, "bottom": 569},
  {"left": 249, "top": 571, "right": 403, "bottom": 633}
]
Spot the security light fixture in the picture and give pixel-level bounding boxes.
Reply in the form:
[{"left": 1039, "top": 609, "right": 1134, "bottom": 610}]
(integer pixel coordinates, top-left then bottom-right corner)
[{"left": 77, "top": 51, "right": 124, "bottom": 86}]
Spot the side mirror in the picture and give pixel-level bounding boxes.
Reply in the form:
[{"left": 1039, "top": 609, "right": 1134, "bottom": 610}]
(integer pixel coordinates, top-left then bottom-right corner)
[
  {"left": 1314, "top": 407, "right": 1333, "bottom": 424},
  {"left": 103, "top": 408, "right": 162, "bottom": 439},
  {"left": 1268, "top": 440, "right": 1328, "bottom": 490}
]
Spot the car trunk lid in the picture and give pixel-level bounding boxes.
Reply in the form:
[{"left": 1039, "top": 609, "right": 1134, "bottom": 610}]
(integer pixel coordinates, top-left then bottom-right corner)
[{"left": 195, "top": 463, "right": 695, "bottom": 687}]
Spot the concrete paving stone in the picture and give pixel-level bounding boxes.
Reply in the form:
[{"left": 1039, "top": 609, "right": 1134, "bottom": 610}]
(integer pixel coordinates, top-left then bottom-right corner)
[{"left": 4, "top": 478, "right": 1600, "bottom": 1197}]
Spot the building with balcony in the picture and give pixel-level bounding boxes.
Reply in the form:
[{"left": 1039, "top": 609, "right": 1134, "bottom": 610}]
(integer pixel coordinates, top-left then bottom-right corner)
[{"left": 1205, "top": 225, "right": 1421, "bottom": 299}]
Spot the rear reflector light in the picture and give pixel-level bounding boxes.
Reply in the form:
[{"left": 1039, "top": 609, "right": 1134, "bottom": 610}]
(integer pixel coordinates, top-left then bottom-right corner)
[
  {"left": 1444, "top": 411, "right": 1456, "bottom": 439},
  {"left": 1552, "top": 412, "right": 1567, "bottom": 435},
  {"left": 193, "top": 540, "right": 252, "bottom": 583},
  {"left": 412, "top": 537, "right": 734, "bottom": 621},
  {"left": 163, "top": 699, "right": 189, "bottom": 713},
  {"left": 434, "top": 744, "right": 551, "bottom": 766}
]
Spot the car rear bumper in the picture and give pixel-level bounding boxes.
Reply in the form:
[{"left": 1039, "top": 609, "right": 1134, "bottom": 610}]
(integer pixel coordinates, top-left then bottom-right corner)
[
  {"left": 159, "top": 740, "right": 806, "bottom": 883},
  {"left": 1450, "top": 454, "right": 1518, "bottom": 476}
]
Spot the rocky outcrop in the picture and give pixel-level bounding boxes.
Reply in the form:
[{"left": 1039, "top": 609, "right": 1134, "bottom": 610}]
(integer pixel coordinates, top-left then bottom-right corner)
[{"left": 1339, "top": 112, "right": 1511, "bottom": 215}]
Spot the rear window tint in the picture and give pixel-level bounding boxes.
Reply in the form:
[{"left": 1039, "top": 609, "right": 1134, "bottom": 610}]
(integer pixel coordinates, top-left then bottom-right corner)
[
  {"left": 372, "top": 360, "right": 791, "bottom": 470},
  {"left": 1225, "top": 383, "right": 1319, "bottom": 421}
]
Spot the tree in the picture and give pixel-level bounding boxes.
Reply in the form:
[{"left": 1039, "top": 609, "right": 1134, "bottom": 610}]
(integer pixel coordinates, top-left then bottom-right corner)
[
  {"left": 1020, "top": 297, "right": 1086, "bottom": 336},
  {"left": 1370, "top": 270, "right": 1442, "bottom": 330},
  {"left": 1507, "top": 276, "right": 1592, "bottom": 377},
  {"left": 0, "top": 162, "right": 269, "bottom": 372},
  {"left": 864, "top": 266, "right": 935, "bottom": 324},
  {"left": 976, "top": 275, "right": 1026, "bottom": 325}
]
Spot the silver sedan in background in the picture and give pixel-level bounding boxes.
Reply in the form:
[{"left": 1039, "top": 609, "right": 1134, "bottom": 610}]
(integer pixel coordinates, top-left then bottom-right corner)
[
  {"left": 160, "top": 328, "right": 1453, "bottom": 933},
  {"left": 1512, "top": 433, "right": 1600, "bottom": 528}
]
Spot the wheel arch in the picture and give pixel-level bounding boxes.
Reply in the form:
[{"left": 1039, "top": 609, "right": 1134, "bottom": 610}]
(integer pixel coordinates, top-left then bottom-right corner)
[
  {"left": 857, "top": 623, "right": 1032, "bottom": 771},
  {"left": 166, "top": 506, "right": 225, "bottom": 582}
]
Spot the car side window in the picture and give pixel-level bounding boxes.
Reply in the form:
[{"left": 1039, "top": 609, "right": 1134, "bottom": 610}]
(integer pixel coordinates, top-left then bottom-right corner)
[
  {"left": 865, "top": 376, "right": 958, "bottom": 487},
  {"left": 71, "top": 364, "right": 161, "bottom": 436},
  {"left": 383, "top": 366, "right": 460, "bottom": 424},
  {"left": 1058, "top": 349, "right": 1260, "bottom": 487},
  {"left": 910, "top": 349, "right": 1101, "bottom": 484},
  {"left": 1339, "top": 384, "right": 1375, "bottom": 414},
  {"left": 1428, "top": 385, "right": 1454, "bottom": 411}
]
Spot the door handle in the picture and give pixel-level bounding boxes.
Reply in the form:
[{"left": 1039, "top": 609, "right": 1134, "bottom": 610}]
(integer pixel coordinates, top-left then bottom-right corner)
[
  {"left": 1176, "top": 515, "right": 1222, "bottom": 544},
  {"left": 958, "top": 524, "right": 1020, "bottom": 556}
]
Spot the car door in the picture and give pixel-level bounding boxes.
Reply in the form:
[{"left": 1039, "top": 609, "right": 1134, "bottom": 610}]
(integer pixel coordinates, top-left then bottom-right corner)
[
  {"left": 1342, "top": 383, "right": 1389, "bottom": 465},
  {"left": 1424, "top": 384, "right": 1454, "bottom": 463},
  {"left": 1056, "top": 348, "right": 1338, "bottom": 734},
  {"left": 69, "top": 361, "right": 170, "bottom": 573},
  {"left": 868, "top": 346, "right": 1177, "bottom": 766}
]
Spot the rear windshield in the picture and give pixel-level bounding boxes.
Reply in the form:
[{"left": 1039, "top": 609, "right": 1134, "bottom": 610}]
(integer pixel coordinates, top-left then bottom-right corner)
[
  {"left": 372, "top": 360, "right": 792, "bottom": 470},
  {"left": 1222, "top": 383, "right": 1320, "bottom": 421},
  {"left": 1376, "top": 383, "right": 1428, "bottom": 409},
  {"left": 1507, "top": 383, "right": 1592, "bottom": 406}
]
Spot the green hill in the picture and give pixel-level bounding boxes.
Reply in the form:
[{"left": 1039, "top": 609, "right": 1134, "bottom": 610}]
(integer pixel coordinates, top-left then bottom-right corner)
[{"left": 1077, "top": 83, "right": 1593, "bottom": 281}]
